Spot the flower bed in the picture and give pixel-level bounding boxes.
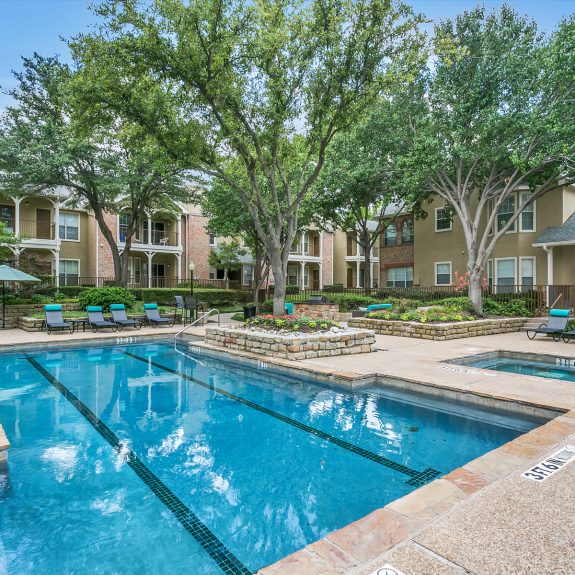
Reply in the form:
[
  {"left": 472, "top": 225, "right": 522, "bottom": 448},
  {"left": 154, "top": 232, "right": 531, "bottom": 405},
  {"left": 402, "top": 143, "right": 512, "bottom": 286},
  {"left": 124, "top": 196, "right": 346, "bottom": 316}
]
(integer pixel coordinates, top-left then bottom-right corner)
[{"left": 245, "top": 314, "right": 340, "bottom": 333}]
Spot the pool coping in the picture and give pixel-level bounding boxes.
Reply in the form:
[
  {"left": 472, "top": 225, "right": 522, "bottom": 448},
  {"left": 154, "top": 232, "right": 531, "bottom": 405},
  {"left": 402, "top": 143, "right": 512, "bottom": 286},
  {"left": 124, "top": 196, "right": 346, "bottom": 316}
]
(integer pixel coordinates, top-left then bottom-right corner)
[{"left": 2, "top": 332, "right": 575, "bottom": 574}]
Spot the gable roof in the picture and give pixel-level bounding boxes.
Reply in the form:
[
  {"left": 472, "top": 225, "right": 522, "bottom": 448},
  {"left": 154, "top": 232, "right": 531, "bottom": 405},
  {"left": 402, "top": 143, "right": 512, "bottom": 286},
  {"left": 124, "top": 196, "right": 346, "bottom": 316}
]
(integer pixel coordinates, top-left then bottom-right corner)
[{"left": 533, "top": 212, "right": 575, "bottom": 246}]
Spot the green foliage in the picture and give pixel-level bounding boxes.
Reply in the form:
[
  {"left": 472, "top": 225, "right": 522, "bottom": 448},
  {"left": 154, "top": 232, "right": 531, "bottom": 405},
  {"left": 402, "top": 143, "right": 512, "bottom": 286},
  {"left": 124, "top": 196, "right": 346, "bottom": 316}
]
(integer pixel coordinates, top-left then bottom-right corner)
[
  {"left": 246, "top": 315, "right": 340, "bottom": 333},
  {"left": 140, "top": 288, "right": 237, "bottom": 308},
  {"left": 368, "top": 307, "right": 476, "bottom": 323},
  {"left": 323, "top": 284, "right": 344, "bottom": 293},
  {"left": 77, "top": 287, "right": 136, "bottom": 312},
  {"left": 208, "top": 240, "right": 246, "bottom": 274}
]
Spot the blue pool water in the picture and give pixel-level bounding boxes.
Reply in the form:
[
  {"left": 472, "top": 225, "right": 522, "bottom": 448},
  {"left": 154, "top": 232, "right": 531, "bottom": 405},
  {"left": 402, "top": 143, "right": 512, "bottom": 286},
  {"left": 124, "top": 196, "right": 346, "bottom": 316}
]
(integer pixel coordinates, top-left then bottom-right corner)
[
  {"left": 454, "top": 353, "right": 575, "bottom": 382},
  {"left": 0, "top": 340, "right": 544, "bottom": 574}
]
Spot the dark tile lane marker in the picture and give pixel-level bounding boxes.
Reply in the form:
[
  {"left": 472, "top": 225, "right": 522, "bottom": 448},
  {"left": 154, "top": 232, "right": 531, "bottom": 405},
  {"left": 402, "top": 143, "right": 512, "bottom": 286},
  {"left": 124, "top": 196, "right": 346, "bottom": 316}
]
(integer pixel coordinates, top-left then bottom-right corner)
[
  {"left": 25, "top": 355, "right": 252, "bottom": 575},
  {"left": 123, "top": 350, "right": 440, "bottom": 487}
]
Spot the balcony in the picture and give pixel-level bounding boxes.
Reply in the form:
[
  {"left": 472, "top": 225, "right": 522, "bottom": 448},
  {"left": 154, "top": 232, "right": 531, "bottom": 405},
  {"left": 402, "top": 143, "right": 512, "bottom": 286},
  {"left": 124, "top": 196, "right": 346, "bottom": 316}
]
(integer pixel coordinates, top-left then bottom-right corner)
[
  {"left": 1, "top": 217, "right": 57, "bottom": 244},
  {"left": 119, "top": 227, "right": 180, "bottom": 252}
]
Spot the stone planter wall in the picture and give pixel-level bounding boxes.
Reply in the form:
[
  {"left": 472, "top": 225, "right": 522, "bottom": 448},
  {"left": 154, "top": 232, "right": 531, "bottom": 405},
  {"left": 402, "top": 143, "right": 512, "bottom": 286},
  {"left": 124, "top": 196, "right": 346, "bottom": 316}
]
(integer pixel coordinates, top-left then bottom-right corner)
[
  {"left": 205, "top": 326, "right": 376, "bottom": 360},
  {"left": 348, "top": 317, "right": 526, "bottom": 340},
  {"left": 292, "top": 302, "right": 340, "bottom": 321},
  {"left": 2, "top": 303, "right": 79, "bottom": 329}
]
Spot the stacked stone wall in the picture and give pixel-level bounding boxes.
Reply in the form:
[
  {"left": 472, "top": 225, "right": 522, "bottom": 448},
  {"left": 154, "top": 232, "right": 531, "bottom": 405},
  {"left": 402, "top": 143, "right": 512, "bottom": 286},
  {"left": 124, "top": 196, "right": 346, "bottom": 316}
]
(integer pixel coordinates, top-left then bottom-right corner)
[
  {"left": 348, "top": 317, "right": 525, "bottom": 340},
  {"left": 205, "top": 327, "right": 376, "bottom": 360}
]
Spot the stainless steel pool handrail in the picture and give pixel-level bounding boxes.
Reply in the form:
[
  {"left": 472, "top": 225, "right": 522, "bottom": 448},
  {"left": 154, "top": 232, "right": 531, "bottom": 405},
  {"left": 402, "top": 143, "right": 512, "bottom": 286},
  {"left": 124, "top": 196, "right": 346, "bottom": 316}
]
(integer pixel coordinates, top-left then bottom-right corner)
[{"left": 174, "top": 308, "right": 220, "bottom": 341}]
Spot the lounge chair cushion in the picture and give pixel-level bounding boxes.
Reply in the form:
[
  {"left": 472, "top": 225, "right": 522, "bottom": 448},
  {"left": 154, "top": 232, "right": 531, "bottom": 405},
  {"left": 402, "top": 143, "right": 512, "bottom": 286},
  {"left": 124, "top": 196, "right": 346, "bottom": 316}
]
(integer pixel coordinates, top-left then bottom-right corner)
[
  {"left": 87, "top": 306, "right": 103, "bottom": 312},
  {"left": 45, "top": 304, "right": 62, "bottom": 311},
  {"left": 550, "top": 309, "right": 570, "bottom": 317},
  {"left": 285, "top": 303, "right": 294, "bottom": 315},
  {"left": 110, "top": 304, "right": 125, "bottom": 310},
  {"left": 367, "top": 304, "right": 392, "bottom": 312},
  {"left": 144, "top": 303, "right": 158, "bottom": 310}
]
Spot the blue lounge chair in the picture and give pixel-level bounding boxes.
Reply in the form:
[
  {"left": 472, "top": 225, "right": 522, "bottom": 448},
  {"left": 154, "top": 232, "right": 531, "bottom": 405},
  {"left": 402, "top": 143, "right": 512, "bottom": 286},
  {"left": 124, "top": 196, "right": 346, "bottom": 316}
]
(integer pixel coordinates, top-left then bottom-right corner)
[
  {"left": 285, "top": 302, "right": 294, "bottom": 315},
  {"left": 527, "top": 309, "right": 570, "bottom": 342},
  {"left": 86, "top": 306, "right": 118, "bottom": 332},
  {"left": 110, "top": 304, "right": 141, "bottom": 331},
  {"left": 44, "top": 304, "right": 73, "bottom": 335},
  {"left": 144, "top": 303, "right": 175, "bottom": 327}
]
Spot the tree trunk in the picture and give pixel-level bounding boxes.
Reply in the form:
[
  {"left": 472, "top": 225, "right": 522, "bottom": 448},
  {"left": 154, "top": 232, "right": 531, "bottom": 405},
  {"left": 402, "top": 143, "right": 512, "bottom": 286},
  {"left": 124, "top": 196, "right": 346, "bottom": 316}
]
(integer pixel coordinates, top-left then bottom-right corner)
[
  {"left": 468, "top": 271, "right": 483, "bottom": 316},
  {"left": 253, "top": 241, "right": 262, "bottom": 310},
  {"left": 224, "top": 269, "right": 229, "bottom": 290},
  {"left": 119, "top": 241, "right": 132, "bottom": 287},
  {"left": 271, "top": 256, "right": 287, "bottom": 316},
  {"left": 363, "top": 230, "right": 372, "bottom": 294}
]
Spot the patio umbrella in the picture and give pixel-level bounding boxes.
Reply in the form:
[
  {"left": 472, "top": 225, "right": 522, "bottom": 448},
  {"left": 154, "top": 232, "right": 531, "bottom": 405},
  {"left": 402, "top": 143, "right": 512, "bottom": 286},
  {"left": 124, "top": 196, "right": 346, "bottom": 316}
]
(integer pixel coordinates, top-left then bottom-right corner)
[{"left": 0, "top": 265, "right": 40, "bottom": 329}]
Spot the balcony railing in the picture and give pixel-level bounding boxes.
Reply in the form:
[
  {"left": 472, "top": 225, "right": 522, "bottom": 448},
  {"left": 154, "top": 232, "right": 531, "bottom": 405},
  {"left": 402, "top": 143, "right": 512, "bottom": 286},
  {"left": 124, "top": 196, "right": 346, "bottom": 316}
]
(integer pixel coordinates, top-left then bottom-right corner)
[
  {"left": 119, "top": 228, "right": 179, "bottom": 247},
  {"left": 2, "top": 218, "right": 56, "bottom": 240}
]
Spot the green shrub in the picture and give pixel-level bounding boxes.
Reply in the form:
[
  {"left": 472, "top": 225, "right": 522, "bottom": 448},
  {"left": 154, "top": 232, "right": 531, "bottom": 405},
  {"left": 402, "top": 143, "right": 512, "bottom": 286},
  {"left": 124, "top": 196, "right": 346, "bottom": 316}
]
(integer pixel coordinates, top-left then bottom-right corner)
[
  {"left": 140, "top": 288, "right": 237, "bottom": 307},
  {"left": 498, "top": 299, "right": 532, "bottom": 317},
  {"left": 77, "top": 287, "right": 136, "bottom": 311},
  {"left": 434, "top": 297, "right": 476, "bottom": 313},
  {"left": 368, "top": 306, "right": 476, "bottom": 323},
  {"left": 323, "top": 284, "right": 344, "bottom": 293},
  {"left": 268, "top": 284, "right": 300, "bottom": 295}
]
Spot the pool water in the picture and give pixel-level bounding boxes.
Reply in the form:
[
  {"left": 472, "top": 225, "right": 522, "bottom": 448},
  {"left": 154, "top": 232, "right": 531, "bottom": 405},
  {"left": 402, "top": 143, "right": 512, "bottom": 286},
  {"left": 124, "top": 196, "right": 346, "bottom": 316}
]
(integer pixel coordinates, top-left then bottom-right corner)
[
  {"left": 0, "top": 341, "right": 544, "bottom": 574},
  {"left": 452, "top": 352, "right": 575, "bottom": 382}
]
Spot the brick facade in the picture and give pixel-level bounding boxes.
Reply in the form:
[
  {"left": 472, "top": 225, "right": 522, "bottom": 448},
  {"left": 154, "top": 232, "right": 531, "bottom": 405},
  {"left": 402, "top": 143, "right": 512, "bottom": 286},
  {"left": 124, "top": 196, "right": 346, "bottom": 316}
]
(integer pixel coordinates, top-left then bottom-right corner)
[
  {"left": 379, "top": 214, "right": 414, "bottom": 286},
  {"left": 97, "top": 212, "right": 118, "bottom": 278},
  {"left": 185, "top": 212, "right": 212, "bottom": 280}
]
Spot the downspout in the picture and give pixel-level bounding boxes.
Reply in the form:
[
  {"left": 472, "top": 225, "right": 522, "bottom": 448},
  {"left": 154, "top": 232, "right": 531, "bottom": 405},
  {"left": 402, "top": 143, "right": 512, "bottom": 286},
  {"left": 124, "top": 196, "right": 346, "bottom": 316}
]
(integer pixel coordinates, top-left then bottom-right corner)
[{"left": 542, "top": 245, "right": 553, "bottom": 308}]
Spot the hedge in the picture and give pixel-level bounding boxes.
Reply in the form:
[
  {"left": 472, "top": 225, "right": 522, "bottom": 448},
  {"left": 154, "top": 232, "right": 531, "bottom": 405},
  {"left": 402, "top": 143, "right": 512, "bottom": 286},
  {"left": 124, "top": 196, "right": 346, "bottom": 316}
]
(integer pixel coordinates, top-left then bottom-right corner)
[{"left": 140, "top": 288, "right": 238, "bottom": 307}]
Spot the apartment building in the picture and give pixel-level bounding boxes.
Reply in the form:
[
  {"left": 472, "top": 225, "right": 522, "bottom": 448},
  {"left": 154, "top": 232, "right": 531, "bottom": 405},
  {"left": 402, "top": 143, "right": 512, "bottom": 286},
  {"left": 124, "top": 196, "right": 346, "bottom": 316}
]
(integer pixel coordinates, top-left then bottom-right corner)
[
  {"left": 409, "top": 184, "right": 575, "bottom": 289},
  {"left": 332, "top": 228, "right": 380, "bottom": 288}
]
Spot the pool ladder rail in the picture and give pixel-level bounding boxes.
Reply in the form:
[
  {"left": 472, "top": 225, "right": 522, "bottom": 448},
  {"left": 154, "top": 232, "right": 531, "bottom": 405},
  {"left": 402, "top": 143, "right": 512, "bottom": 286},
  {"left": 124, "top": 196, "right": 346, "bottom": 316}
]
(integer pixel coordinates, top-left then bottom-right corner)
[{"left": 174, "top": 308, "right": 220, "bottom": 342}]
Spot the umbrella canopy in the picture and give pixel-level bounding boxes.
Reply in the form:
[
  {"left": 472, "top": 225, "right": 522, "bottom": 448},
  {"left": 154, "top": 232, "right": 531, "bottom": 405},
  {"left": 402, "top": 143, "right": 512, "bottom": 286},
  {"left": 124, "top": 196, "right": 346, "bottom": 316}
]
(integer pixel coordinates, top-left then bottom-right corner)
[
  {"left": 0, "top": 265, "right": 41, "bottom": 329},
  {"left": 0, "top": 265, "right": 41, "bottom": 282}
]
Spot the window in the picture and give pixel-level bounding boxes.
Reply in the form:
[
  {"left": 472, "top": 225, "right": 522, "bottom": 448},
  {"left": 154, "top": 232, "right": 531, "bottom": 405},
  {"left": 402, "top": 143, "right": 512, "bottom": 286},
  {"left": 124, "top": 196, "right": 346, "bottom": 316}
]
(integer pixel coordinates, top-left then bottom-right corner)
[
  {"left": 520, "top": 192, "right": 535, "bottom": 232},
  {"left": 496, "top": 258, "right": 516, "bottom": 292},
  {"left": 59, "top": 212, "right": 79, "bottom": 241},
  {"left": 287, "top": 265, "right": 298, "bottom": 286},
  {"left": 401, "top": 219, "right": 414, "bottom": 244},
  {"left": 384, "top": 223, "right": 397, "bottom": 246},
  {"left": 387, "top": 267, "right": 413, "bottom": 287},
  {"left": 0, "top": 205, "right": 15, "bottom": 233},
  {"left": 303, "top": 265, "right": 309, "bottom": 287},
  {"left": 520, "top": 257, "right": 535, "bottom": 291},
  {"left": 242, "top": 265, "right": 253, "bottom": 286},
  {"left": 209, "top": 231, "right": 217, "bottom": 246},
  {"left": 59, "top": 260, "right": 79, "bottom": 286},
  {"left": 435, "top": 262, "right": 452, "bottom": 285},
  {"left": 496, "top": 195, "right": 516, "bottom": 233},
  {"left": 209, "top": 266, "right": 217, "bottom": 280},
  {"left": 302, "top": 233, "right": 309, "bottom": 255},
  {"left": 487, "top": 259, "right": 494, "bottom": 287},
  {"left": 435, "top": 208, "right": 452, "bottom": 232},
  {"left": 290, "top": 240, "right": 300, "bottom": 254}
]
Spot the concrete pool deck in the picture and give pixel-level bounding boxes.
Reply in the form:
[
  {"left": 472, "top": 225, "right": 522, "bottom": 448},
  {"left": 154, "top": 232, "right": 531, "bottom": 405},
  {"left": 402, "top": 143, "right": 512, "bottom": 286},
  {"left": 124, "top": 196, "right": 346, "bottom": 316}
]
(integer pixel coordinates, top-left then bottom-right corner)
[{"left": 1, "top": 326, "right": 575, "bottom": 574}]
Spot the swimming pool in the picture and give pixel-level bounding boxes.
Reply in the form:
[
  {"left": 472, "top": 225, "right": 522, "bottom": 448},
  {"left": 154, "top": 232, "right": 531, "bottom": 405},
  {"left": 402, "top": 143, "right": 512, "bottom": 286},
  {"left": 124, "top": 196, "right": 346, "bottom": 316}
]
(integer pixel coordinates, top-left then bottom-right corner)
[
  {"left": 0, "top": 340, "right": 545, "bottom": 574},
  {"left": 450, "top": 351, "right": 575, "bottom": 382}
]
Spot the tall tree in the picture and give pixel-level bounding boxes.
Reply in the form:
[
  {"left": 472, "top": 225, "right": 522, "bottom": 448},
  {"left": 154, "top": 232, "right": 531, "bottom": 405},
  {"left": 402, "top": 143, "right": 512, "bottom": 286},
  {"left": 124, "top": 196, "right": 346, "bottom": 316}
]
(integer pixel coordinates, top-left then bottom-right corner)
[
  {"left": 310, "top": 99, "right": 424, "bottom": 290},
  {"left": 73, "top": 0, "right": 425, "bottom": 314},
  {"left": 208, "top": 240, "right": 245, "bottom": 290},
  {"left": 400, "top": 7, "right": 575, "bottom": 314},
  {"left": 0, "top": 54, "right": 192, "bottom": 285},
  {"left": 0, "top": 221, "right": 19, "bottom": 263},
  {"left": 201, "top": 178, "right": 271, "bottom": 308}
]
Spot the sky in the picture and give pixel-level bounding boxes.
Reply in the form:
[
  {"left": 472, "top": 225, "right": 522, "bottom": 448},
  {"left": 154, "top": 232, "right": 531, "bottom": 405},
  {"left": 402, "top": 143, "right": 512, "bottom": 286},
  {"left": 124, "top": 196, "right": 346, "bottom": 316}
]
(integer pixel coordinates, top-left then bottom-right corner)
[{"left": 0, "top": 0, "right": 574, "bottom": 108}]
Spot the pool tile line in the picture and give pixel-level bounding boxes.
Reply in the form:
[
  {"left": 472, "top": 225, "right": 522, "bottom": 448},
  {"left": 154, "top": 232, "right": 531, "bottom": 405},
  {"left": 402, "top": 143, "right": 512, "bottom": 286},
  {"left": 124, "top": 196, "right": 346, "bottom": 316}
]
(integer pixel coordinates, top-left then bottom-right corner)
[
  {"left": 25, "top": 355, "right": 253, "bottom": 575},
  {"left": 123, "top": 350, "right": 441, "bottom": 487}
]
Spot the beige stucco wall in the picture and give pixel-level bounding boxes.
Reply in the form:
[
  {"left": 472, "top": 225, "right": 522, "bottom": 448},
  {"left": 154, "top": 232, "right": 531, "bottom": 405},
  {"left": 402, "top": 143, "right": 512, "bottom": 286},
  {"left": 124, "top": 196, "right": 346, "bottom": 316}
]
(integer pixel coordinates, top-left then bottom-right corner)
[
  {"left": 332, "top": 231, "right": 348, "bottom": 285},
  {"left": 414, "top": 187, "right": 570, "bottom": 287},
  {"left": 59, "top": 211, "right": 96, "bottom": 277}
]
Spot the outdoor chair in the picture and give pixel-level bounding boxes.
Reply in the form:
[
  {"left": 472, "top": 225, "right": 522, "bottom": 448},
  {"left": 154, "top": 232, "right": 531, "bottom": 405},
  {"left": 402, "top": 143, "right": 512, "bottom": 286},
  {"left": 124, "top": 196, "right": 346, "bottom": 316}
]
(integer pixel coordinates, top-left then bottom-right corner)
[
  {"left": 526, "top": 309, "right": 570, "bottom": 342},
  {"left": 184, "top": 295, "right": 206, "bottom": 324},
  {"left": 44, "top": 304, "right": 73, "bottom": 335},
  {"left": 86, "top": 306, "right": 118, "bottom": 333},
  {"left": 110, "top": 304, "right": 141, "bottom": 331},
  {"left": 144, "top": 303, "right": 175, "bottom": 327}
]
